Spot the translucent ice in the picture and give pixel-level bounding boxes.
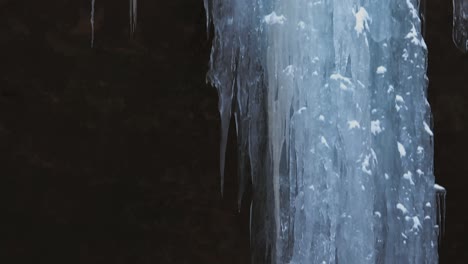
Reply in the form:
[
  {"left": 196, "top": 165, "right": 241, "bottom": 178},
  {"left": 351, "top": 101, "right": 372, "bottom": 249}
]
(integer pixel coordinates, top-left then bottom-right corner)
[
  {"left": 453, "top": 0, "right": 468, "bottom": 52},
  {"left": 205, "top": 0, "right": 440, "bottom": 263}
]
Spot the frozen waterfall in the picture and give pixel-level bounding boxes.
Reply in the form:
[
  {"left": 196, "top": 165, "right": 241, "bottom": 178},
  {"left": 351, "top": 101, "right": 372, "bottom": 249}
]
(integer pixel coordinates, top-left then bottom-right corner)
[{"left": 205, "top": 0, "right": 442, "bottom": 263}]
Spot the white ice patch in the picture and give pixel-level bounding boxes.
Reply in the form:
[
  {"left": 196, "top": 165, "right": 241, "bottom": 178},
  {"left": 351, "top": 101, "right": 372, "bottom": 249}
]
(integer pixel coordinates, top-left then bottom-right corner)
[
  {"left": 417, "top": 146, "right": 424, "bottom": 154},
  {"left": 321, "top": 136, "right": 330, "bottom": 148},
  {"left": 376, "top": 66, "right": 387, "bottom": 74},
  {"left": 330, "top": 73, "right": 353, "bottom": 91},
  {"left": 395, "top": 95, "right": 405, "bottom": 111},
  {"left": 421, "top": 38, "right": 428, "bottom": 50},
  {"left": 348, "top": 120, "right": 360, "bottom": 130},
  {"left": 423, "top": 121, "right": 434, "bottom": 136},
  {"left": 371, "top": 120, "right": 382, "bottom": 135},
  {"left": 397, "top": 203, "right": 408, "bottom": 214},
  {"left": 397, "top": 142, "right": 406, "bottom": 158},
  {"left": 396, "top": 95, "right": 405, "bottom": 103},
  {"left": 406, "top": 0, "right": 420, "bottom": 19},
  {"left": 405, "top": 23, "right": 425, "bottom": 47},
  {"left": 412, "top": 216, "right": 422, "bottom": 231},
  {"left": 264, "top": 12, "right": 286, "bottom": 25},
  {"left": 354, "top": 7, "right": 370, "bottom": 35},
  {"left": 434, "top": 184, "right": 446, "bottom": 191},
  {"left": 403, "top": 171, "right": 415, "bottom": 185},
  {"left": 330, "top": 73, "right": 352, "bottom": 84},
  {"left": 402, "top": 49, "right": 409, "bottom": 60},
  {"left": 361, "top": 154, "right": 372, "bottom": 175}
]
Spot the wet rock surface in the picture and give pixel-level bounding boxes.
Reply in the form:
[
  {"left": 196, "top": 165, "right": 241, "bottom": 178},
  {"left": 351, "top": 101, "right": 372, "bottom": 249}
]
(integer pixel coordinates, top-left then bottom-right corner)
[{"left": 0, "top": 0, "right": 466, "bottom": 263}]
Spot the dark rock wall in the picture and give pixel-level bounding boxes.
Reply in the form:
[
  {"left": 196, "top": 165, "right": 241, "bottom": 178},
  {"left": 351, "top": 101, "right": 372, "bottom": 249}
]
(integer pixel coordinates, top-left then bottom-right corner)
[
  {"left": 0, "top": 0, "right": 465, "bottom": 263},
  {"left": 426, "top": 1, "right": 468, "bottom": 263}
]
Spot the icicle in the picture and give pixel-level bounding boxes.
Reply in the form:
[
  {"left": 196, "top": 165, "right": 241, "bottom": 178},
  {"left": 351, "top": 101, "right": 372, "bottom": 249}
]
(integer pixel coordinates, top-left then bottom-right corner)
[
  {"left": 129, "top": 0, "right": 137, "bottom": 36},
  {"left": 435, "top": 183, "right": 446, "bottom": 240},
  {"left": 90, "top": 0, "right": 95, "bottom": 47},
  {"left": 203, "top": 0, "right": 212, "bottom": 38},
  {"left": 418, "top": 0, "right": 427, "bottom": 37}
]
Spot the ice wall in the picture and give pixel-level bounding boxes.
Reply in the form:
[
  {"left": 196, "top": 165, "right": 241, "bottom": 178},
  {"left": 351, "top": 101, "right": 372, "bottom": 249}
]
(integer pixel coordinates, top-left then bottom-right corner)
[{"left": 205, "top": 0, "right": 440, "bottom": 263}]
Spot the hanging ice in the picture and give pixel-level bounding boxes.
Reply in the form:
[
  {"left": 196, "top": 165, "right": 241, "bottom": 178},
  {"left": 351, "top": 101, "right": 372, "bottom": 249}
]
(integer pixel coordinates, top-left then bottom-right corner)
[
  {"left": 453, "top": 0, "right": 468, "bottom": 52},
  {"left": 90, "top": 0, "right": 138, "bottom": 47},
  {"left": 129, "top": 0, "right": 137, "bottom": 36},
  {"left": 90, "top": 0, "right": 95, "bottom": 47},
  {"left": 205, "top": 0, "right": 442, "bottom": 263}
]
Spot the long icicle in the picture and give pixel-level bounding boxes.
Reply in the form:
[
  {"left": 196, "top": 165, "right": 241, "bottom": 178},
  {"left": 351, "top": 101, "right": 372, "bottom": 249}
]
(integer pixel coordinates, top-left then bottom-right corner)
[
  {"left": 129, "top": 0, "right": 137, "bottom": 36},
  {"left": 90, "top": 0, "right": 95, "bottom": 47}
]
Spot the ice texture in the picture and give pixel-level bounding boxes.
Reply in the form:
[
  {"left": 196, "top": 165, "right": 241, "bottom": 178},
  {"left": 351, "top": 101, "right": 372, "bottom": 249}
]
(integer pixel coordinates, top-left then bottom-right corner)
[
  {"left": 205, "top": 0, "right": 440, "bottom": 263},
  {"left": 453, "top": 0, "right": 468, "bottom": 52}
]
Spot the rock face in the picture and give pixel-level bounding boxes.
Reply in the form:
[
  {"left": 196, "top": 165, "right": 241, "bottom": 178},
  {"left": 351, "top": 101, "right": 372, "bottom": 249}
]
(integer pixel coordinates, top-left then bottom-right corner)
[{"left": 205, "top": 0, "right": 439, "bottom": 263}]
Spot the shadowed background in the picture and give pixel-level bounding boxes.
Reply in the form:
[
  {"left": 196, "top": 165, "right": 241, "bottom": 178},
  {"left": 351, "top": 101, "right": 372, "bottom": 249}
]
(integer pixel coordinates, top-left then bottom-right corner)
[{"left": 0, "top": 0, "right": 466, "bottom": 263}]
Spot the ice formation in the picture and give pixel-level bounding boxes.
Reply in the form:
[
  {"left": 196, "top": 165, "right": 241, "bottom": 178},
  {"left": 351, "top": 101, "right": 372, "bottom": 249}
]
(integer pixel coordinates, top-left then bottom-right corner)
[
  {"left": 90, "top": 0, "right": 138, "bottom": 47},
  {"left": 90, "top": 0, "right": 95, "bottom": 47},
  {"left": 129, "top": 0, "right": 137, "bottom": 36},
  {"left": 453, "top": 0, "right": 468, "bottom": 52},
  {"left": 205, "top": 0, "right": 443, "bottom": 263}
]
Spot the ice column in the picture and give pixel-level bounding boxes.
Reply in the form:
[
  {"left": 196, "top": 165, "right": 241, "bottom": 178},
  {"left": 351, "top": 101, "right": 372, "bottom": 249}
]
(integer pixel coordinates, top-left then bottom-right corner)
[
  {"left": 205, "top": 0, "right": 440, "bottom": 263},
  {"left": 453, "top": 0, "right": 468, "bottom": 52}
]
